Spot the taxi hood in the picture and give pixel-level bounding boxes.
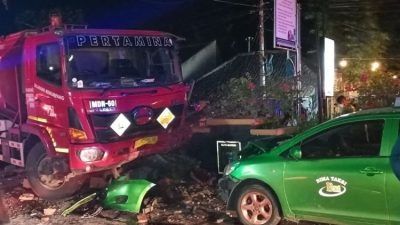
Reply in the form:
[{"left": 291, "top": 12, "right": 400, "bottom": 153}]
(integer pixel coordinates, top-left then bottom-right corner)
[{"left": 240, "top": 135, "right": 292, "bottom": 159}]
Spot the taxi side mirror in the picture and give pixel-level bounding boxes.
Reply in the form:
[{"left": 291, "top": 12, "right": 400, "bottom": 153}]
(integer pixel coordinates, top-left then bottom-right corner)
[{"left": 289, "top": 146, "right": 302, "bottom": 160}]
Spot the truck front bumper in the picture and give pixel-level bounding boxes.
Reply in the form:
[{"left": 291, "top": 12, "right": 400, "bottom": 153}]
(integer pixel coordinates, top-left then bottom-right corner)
[{"left": 69, "top": 126, "right": 192, "bottom": 173}]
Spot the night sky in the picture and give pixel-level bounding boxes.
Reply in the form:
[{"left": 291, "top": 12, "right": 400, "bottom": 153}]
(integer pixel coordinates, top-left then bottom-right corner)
[
  {"left": 1, "top": 0, "right": 399, "bottom": 65},
  {"left": 0, "top": 0, "right": 261, "bottom": 60},
  {"left": 0, "top": 0, "right": 196, "bottom": 30}
]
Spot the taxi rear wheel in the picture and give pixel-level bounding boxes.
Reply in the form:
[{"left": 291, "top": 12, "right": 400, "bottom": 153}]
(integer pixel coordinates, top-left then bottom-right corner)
[{"left": 236, "top": 184, "right": 281, "bottom": 225}]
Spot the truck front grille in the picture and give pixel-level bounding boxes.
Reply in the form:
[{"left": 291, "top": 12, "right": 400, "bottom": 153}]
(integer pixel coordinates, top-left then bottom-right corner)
[{"left": 90, "top": 105, "right": 184, "bottom": 143}]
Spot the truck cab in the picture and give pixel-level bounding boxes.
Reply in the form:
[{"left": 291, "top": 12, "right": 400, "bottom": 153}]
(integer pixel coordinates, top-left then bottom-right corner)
[{"left": 0, "top": 24, "right": 191, "bottom": 199}]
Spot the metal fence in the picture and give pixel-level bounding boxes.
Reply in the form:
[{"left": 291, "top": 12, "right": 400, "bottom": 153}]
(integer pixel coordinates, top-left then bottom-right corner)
[{"left": 192, "top": 50, "right": 319, "bottom": 120}]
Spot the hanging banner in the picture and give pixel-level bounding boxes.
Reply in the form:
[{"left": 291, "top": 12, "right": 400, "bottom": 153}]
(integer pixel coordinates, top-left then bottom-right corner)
[{"left": 274, "top": 0, "right": 297, "bottom": 50}]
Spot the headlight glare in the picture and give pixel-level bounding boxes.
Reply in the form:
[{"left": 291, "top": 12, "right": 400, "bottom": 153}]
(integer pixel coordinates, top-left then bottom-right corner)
[
  {"left": 224, "top": 162, "right": 239, "bottom": 175},
  {"left": 79, "top": 147, "right": 104, "bottom": 162}
]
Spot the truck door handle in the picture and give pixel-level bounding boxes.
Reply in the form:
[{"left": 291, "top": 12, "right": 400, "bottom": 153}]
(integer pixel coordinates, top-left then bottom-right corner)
[
  {"left": 34, "top": 98, "right": 41, "bottom": 103},
  {"left": 360, "top": 167, "right": 383, "bottom": 176}
]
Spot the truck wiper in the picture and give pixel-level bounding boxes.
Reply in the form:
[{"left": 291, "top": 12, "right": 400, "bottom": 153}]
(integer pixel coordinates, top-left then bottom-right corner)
[
  {"left": 138, "top": 79, "right": 173, "bottom": 91},
  {"left": 101, "top": 86, "right": 112, "bottom": 96},
  {"left": 157, "top": 84, "right": 173, "bottom": 91},
  {"left": 94, "top": 83, "right": 113, "bottom": 96}
]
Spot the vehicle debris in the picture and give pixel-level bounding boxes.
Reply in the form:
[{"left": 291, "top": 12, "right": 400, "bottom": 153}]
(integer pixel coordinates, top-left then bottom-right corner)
[
  {"left": 18, "top": 193, "right": 36, "bottom": 202},
  {"left": 61, "top": 193, "right": 97, "bottom": 217}
]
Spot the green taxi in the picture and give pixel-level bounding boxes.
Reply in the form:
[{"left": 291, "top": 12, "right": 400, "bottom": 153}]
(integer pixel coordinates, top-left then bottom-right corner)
[{"left": 219, "top": 108, "right": 400, "bottom": 225}]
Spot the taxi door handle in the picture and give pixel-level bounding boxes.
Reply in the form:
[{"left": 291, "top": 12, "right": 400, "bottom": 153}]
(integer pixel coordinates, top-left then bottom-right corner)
[{"left": 360, "top": 167, "right": 383, "bottom": 176}]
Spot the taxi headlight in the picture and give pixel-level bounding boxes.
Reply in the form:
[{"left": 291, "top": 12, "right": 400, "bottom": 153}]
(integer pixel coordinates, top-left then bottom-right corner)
[{"left": 224, "top": 162, "right": 239, "bottom": 176}]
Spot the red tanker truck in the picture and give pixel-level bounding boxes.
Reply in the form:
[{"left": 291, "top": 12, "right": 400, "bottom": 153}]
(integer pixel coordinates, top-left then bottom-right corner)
[{"left": 0, "top": 22, "right": 192, "bottom": 199}]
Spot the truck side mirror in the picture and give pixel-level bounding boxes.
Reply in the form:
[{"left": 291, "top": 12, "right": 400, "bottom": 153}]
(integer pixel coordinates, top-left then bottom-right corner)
[{"left": 289, "top": 146, "right": 302, "bottom": 160}]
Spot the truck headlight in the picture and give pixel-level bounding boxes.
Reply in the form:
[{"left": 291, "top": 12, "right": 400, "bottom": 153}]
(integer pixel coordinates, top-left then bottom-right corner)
[
  {"left": 79, "top": 147, "right": 104, "bottom": 162},
  {"left": 224, "top": 162, "right": 239, "bottom": 176}
]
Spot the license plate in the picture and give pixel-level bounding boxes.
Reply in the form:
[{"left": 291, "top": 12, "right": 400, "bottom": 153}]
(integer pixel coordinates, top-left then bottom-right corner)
[{"left": 133, "top": 136, "right": 158, "bottom": 149}]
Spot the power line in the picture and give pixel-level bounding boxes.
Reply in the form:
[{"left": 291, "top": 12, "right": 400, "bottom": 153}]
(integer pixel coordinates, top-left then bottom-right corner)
[
  {"left": 213, "top": 0, "right": 257, "bottom": 8},
  {"left": 138, "top": 0, "right": 193, "bottom": 4}
]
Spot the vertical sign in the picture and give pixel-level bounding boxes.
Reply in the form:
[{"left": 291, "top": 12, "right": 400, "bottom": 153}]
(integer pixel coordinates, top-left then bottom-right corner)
[
  {"left": 324, "top": 38, "right": 335, "bottom": 97},
  {"left": 216, "top": 141, "right": 241, "bottom": 174},
  {"left": 274, "top": 0, "right": 297, "bottom": 50}
]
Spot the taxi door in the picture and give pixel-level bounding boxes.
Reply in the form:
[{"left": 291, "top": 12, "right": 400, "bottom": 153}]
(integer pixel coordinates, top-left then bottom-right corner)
[
  {"left": 284, "top": 119, "right": 388, "bottom": 224},
  {"left": 384, "top": 119, "right": 400, "bottom": 224}
]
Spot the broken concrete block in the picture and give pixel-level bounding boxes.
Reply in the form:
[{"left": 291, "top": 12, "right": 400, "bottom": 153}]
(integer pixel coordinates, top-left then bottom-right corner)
[
  {"left": 137, "top": 213, "right": 149, "bottom": 224},
  {"left": 18, "top": 193, "right": 35, "bottom": 201},
  {"left": 43, "top": 208, "right": 56, "bottom": 216}
]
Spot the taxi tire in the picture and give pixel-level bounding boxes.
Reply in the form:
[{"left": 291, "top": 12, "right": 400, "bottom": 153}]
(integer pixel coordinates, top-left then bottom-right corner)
[
  {"left": 26, "top": 143, "right": 87, "bottom": 200},
  {"left": 236, "top": 184, "right": 281, "bottom": 225}
]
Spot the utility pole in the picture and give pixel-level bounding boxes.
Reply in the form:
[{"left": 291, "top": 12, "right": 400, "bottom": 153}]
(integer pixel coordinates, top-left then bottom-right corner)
[
  {"left": 259, "top": 0, "right": 266, "bottom": 86},
  {"left": 212, "top": 0, "right": 265, "bottom": 85}
]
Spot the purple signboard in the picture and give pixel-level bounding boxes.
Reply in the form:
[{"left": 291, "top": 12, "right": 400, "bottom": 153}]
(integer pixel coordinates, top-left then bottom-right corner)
[{"left": 274, "top": 0, "right": 297, "bottom": 50}]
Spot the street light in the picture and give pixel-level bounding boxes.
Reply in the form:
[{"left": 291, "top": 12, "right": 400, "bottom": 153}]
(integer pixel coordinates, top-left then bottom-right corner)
[
  {"left": 371, "top": 61, "right": 380, "bottom": 72},
  {"left": 339, "top": 59, "right": 348, "bottom": 68}
]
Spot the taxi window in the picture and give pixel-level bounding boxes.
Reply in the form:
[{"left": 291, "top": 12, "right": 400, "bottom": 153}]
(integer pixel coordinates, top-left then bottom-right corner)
[{"left": 300, "top": 120, "right": 384, "bottom": 159}]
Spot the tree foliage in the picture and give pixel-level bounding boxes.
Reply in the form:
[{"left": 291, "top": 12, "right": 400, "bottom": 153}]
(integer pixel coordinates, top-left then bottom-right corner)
[
  {"left": 325, "top": 1, "right": 397, "bottom": 109},
  {"left": 15, "top": 8, "right": 85, "bottom": 30}
]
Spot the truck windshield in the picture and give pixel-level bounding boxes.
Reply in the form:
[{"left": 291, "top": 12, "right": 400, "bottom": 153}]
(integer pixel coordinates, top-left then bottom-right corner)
[{"left": 65, "top": 35, "right": 181, "bottom": 89}]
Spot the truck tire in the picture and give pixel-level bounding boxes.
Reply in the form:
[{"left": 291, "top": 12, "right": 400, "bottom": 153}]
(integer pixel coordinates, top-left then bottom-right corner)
[
  {"left": 26, "top": 143, "right": 86, "bottom": 200},
  {"left": 236, "top": 184, "right": 281, "bottom": 225}
]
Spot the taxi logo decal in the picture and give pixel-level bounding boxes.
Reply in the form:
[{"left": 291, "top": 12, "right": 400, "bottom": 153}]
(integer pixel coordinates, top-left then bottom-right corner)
[{"left": 316, "top": 176, "right": 347, "bottom": 197}]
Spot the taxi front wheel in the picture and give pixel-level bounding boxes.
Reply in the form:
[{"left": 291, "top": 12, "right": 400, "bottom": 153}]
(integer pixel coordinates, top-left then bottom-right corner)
[{"left": 236, "top": 184, "right": 281, "bottom": 225}]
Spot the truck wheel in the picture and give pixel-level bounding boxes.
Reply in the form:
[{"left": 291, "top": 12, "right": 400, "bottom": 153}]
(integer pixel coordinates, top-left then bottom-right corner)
[
  {"left": 26, "top": 143, "right": 86, "bottom": 200},
  {"left": 236, "top": 184, "right": 281, "bottom": 225}
]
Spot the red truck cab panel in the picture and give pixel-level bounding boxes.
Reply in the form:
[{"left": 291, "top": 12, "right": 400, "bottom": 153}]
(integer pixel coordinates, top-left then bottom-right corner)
[{"left": 14, "top": 27, "right": 190, "bottom": 172}]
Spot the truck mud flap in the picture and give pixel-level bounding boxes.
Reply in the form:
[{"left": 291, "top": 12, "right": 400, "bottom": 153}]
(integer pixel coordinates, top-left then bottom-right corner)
[
  {"left": 0, "top": 138, "right": 24, "bottom": 167},
  {"left": 102, "top": 178, "right": 156, "bottom": 213}
]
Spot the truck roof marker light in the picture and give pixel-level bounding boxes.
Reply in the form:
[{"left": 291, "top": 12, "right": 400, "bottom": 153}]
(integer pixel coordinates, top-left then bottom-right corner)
[{"left": 69, "top": 128, "right": 88, "bottom": 142}]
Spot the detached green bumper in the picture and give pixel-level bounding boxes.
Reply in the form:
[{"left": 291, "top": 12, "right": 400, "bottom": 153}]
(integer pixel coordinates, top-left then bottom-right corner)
[{"left": 102, "top": 179, "right": 156, "bottom": 213}]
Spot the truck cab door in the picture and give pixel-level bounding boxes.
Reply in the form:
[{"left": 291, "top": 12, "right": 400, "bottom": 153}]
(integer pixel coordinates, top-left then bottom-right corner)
[
  {"left": 284, "top": 119, "right": 388, "bottom": 225},
  {"left": 25, "top": 36, "right": 68, "bottom": 138},
  {"left": 24, "top": 34, "right": 69, "bottom": 151}
]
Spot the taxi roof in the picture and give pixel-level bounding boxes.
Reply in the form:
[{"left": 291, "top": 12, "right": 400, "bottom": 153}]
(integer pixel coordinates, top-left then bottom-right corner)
[{"left": 340, "top": 107, "right": 400, "bottom": 119}]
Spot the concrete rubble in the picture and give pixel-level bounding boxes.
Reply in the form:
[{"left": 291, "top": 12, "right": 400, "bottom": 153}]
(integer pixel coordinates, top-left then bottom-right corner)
[{"left": 0, "top": 151, "right": 306, "bottom": 225}]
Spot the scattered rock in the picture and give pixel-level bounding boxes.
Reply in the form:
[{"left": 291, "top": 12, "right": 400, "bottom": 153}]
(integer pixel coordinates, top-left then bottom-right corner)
[
  {"left": 40, "top": 216, "right": 50, "bottom": 223},
  {"left": 137, "top": 213, "right": 149, "bottom": 224},
  {"left": 216, "top": 218, "right": 224, "bottom": 223},
  {"left": 18, "top": 193, "right": 35, "bottom": 201},
  {"left": 142, "top": 206, "right": 153, "bottom": 214},
  {"left": 43, "top": 208, "right": 56, "bottom": 216},
  {"left": 99, "top": 209, "right": 120, "bottom": 219}
]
